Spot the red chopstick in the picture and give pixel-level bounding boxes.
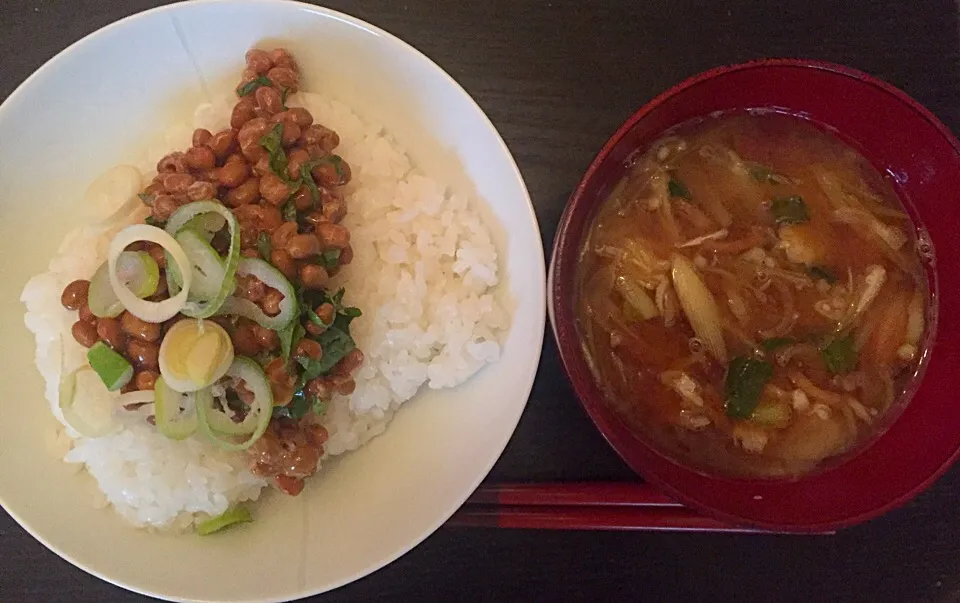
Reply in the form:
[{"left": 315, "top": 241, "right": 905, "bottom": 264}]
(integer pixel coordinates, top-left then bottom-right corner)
[
  {"left": 464, "top": 481, "right": 682, "bottom": 508},
  {"left": 447, "top": 482, "right": 829, "bottom": 534},
  {"left": 448, "top": 504, "right": 764, "bottom": 533}
]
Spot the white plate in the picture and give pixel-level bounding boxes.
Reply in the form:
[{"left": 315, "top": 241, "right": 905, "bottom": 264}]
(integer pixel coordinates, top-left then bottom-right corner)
[{"left": 0, "top": 1, "right": 544, "bottom": 600}]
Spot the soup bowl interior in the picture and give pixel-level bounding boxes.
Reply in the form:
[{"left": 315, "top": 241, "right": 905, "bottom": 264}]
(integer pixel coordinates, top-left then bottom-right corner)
[
  {"left": 551, "top": 60, "right": 960, "bottom": 531},
  {"left": 0, "top": 1, "right": 544, "bottom": 601}
]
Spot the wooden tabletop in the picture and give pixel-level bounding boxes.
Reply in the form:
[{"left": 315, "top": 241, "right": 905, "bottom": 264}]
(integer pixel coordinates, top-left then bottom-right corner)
[{"left": 3, "top": 1, "right": 960, "bottom": 601}]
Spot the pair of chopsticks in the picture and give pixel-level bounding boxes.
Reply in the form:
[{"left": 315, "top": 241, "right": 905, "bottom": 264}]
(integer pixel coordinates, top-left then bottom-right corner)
[{"left": 446, "top": 482, "right": 782, "bottom": 533}]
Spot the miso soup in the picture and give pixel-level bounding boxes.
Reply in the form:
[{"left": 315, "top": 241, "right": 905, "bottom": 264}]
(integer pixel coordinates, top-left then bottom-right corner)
[{"left": 575, "top": 113, "right": 930, "bottom": 477}]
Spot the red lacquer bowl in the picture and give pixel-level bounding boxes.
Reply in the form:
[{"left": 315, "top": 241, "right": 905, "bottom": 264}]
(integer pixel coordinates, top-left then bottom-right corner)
[{"left": 549, "top": 59, "right": 960, "bottom": 532}]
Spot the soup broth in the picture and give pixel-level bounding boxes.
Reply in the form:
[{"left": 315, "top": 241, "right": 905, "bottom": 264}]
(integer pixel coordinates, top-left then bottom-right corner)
[{"left": 576, "top": 113, "right": 929, "bottom": 477}]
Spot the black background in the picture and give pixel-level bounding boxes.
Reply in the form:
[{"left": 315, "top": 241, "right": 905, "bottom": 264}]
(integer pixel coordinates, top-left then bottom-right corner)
[{"left": 2, "top": 1, "right": 960, "bottom": 601}]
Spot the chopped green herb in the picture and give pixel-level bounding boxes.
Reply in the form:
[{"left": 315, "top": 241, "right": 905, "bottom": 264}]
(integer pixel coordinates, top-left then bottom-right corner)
[
  {"left": 138, "top": 192, "right": 155, "bottom": 206},
  {"left": 808, "top": 265, "right": 838, "bottom": 284},
  {"left": 323, "top": 288, "right": 362, "bottom": 323},
  {"left": 253, "top": 351, "right": 277, "bottom": 367},
  {"left": 821, "top": 333, "right": 858, "bottom": 374},
  {"left": 278, "top": 320, "right": 305, "bottom": 363},
  {"left": 667, "top": 174, "right": 692, "bottom": 201},
  {"left": 312, "top": 155, "right": 345, "bottom": 181},
  {"left": 274, "top": 390, "right": 324, "bottom": 421},
  {"left": 299, "top": 161, "right": 321, "bottom": 206},
  {"left": 144, "top": 216, "right": 162, "bottom": 228},
  {"left": 286, "top": 288, "right": 362, "bottom": 381},
  {"left": 278, "top": 321, "right": 295, "bottom": 362},
  {"left": 318, "top": 249, "right": 341, "bottom": 271},
  {"left": 236, "top": 76, "right": 272, "bottom": 97},
  {"left": 289, "top": 323, "right": 305, "bottom": 361},
  {"left": 256, "top": 232, "right": 272, "bottom": 260},
  {"left": 299, "top": 324, "right": 356, "bottom": 379},
  {"left": 312, "top": 398, "right": 328, "bottom": 416},
  {"left": 304, "top": 306, "right": 329, "bottom": 328},
  {"left": 259, "top": 123, "right": 288, "bottom": 177},
  {"left": 762, "top": 337, "right": 796, "bottom": 351},
  {"left": 281, "top": 198, "right": 298, "bottom": 222},
  {"left": 294, "top": 288, "right": 323, "bottom": 327},
  {"left": 748, "top": 165, "right": 781, "bottom": 184},
  {"left": 770, "top": 196, "right": 810, "bottom": 226},
  {"left": 724, "top": 356, "right": 774, "bottom": 419},
  {"left": 197, "top": 506, "right": 252, "bottom": 536},
  {"left": 273, "top": 390, "right": 311, "bottom": 420},
  {"left": 280, "top": 87, "right": 290, "bottom": 108},
  {"left": 340, "top": 306, "right": 362, "bottom": 319},
  {"left": 330, "top": 155, "right": 345, "bottom": 180}
]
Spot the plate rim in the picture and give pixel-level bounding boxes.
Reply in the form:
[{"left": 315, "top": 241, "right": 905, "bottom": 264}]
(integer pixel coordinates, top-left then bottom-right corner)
[{"left": 0, "top": 0, "right": 546, "bottom": 599}]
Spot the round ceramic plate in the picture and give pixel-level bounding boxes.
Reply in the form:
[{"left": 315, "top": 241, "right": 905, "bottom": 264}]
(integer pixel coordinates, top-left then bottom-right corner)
[{"left": 0, "top": 1, "right": 544, "bottom": 600}]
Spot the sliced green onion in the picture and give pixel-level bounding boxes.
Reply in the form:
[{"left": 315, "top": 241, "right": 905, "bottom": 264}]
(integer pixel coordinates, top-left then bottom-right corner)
[
  {"left": 86, "top": 341, "right": 133, "bottom": 391},
  {"left": 165, "top": 201, "right": 240, "bottom": 319},
  {"left": 203, "top": 357, "right": 268, "bottom": 435},
  {"left": 83, "top": 165, "right": 143, "bottom": 224},
  {"left": 158, "top": 319, "right": 235, "bottom": 393},
  {"left": 166, "top": 200, "right": 231, "bottom": 236},
  {"left": 197, "top": 356, "right": 273, "bottom": 451},
  {"left": 217, "top": 258, "right": 298, "bottom": 330},
  {"left": 197, "top": 506, "right": 252, "bottom": 536},
  {"left": 58, "top": 366, "right": 119, "bottom": 438},
  {"left": 905, "top": 287, "right": 925, "bottom": 348},
  {"left": 751, "top": 401, "right": 792, "bottom": 427},
  {"left": 182, "top": 211, "right": 227, "bottom": 242},
  {"left": 108, "top": 224, "right": 192, "bottom": 323},
  {"left": 205, "top": 401, "right": 259, "bottom": 436},
  {"left": 671, "top": 254, "right": 727, "bottom": 363},
  {"left": 173, "top": 229, "right": 227, "bottom": 301},
  {"left": 154, "top": 375, "right": 200, "bottom": 440},
  {"left": 88, "top": 251, "right": 159, "bottom": 318},
  {"left": 615, "top": 275, "right": 659, "bottom": 320}
]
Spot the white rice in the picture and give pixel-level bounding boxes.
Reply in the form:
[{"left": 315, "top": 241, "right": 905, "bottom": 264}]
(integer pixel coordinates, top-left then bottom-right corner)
[{"left": 20, "top": 89, "right": 508, "bottom": 529}]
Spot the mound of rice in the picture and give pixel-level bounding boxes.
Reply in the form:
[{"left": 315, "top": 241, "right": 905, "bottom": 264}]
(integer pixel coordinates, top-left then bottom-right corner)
[{"left": 20, "top": 89, "right": 508, "bottom": 530}]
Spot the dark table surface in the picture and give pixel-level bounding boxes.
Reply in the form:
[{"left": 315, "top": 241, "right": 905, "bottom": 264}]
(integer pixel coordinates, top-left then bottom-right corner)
[{"left": 3, "top": 1, "right": 960, "bottom": 601}]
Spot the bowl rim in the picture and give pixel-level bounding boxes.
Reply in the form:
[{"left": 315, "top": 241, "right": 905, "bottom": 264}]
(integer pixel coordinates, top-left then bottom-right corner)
[
  {"left": 550, "top": 58, "right": 960, "bottom": 532},
  {"left": 0, "top": 0, "right": 545, "bottom": 599}
]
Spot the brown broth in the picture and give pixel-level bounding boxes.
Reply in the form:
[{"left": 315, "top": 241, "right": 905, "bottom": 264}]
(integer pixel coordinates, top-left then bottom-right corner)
[{"left": 575, "top": 113, "right": 929, "bottom": 478}]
